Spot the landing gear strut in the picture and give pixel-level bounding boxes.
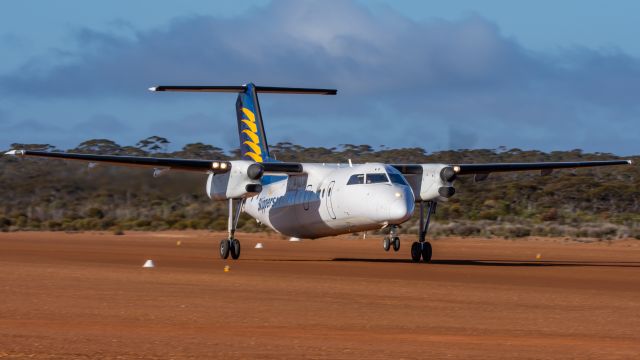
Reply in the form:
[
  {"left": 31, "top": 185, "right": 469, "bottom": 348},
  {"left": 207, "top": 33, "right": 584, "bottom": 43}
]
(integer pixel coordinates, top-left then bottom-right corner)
[
  {"left": 383, "top": 225, "right": 401, "bottom": 252},
  {"left": 411, "top": 201, "right": 436, "bottom": 263},
  {"left": 220, "top": 198, "right": 244, "bottom": 260}
]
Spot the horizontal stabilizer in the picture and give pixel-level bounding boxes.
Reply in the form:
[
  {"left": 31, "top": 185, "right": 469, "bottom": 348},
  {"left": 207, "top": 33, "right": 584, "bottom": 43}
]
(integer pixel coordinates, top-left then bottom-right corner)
[
  {"left": 253, "top": 86, "right": 336, "bottom": 95},
  {"left": 149, "top": 85, "right": 337, "bottom": 95}
]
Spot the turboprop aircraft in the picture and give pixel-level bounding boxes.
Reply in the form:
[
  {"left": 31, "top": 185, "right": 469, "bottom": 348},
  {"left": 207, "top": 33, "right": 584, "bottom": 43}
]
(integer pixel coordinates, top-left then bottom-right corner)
[{"left": 5, "top": 84, "right": 633, "bottom": 263}]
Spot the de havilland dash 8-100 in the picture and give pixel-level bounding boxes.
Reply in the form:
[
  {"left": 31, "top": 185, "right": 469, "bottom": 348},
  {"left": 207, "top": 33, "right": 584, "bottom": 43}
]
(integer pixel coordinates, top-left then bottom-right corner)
[{"left": 5, "top": 84, "right": 633, "bottom": 263}]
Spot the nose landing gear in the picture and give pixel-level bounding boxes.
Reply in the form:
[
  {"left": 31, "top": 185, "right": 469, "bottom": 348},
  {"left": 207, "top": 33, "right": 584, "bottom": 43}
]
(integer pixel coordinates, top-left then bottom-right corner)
[
  {"left": 411, "top": 201, "right": 436, "bottom": 263},
  {"left": 392, "top": 236, "right": 400, "bottom": 251},
  {"left": 383, "top": 237, "right": 391, "bottom": 251},
  {"left": 383, "top": 225, "right": 401, "bottom": 252},
  {"left": 220, "top": 198, "right": 244, "bottom": 260}
]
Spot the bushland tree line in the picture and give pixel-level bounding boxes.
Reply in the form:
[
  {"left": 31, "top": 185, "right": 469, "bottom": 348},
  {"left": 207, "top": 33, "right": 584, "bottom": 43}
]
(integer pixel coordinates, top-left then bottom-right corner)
[{"left": 1, "top": 137, "right": 638, "bottom": 239}]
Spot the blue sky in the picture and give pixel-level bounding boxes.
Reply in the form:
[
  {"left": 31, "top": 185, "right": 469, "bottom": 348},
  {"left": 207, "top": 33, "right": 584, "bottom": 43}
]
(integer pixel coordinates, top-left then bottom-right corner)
[{"left": 1, "top": 0, "right": 639, "bottom": 155}]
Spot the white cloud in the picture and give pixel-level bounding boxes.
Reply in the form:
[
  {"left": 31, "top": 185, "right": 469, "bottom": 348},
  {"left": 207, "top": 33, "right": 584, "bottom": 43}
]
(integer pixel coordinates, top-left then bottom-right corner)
[{"left": 1, "top": 0, "right": 639, "bottom": 154}]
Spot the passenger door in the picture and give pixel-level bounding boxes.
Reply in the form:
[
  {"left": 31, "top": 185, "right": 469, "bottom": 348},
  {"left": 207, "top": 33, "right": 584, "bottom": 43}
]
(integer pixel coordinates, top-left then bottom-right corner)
[{"left": 326, "top": 181, "right": 336, "bottom": 219}]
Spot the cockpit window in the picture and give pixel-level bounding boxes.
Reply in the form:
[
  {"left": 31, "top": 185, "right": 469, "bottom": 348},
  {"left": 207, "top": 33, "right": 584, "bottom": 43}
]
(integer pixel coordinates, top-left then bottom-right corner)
[
  {"left": 347, "top": 174, "right": 364, "bottom": 185},
  {"left": 366, "top": 173, "right": 389, "bottom": 184},
  {"left": 388, "top": 173, "right": 408, "bottom": 186}
]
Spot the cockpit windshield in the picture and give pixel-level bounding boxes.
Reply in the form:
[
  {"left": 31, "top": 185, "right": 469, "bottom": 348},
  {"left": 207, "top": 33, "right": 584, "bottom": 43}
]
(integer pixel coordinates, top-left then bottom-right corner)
[
  {"left": 346, "top": 169, "right": 407, "bottom": 186},
  {"left": 366, "top": 173, "right": 389, "bottom": 184},
  {"left": 388, "top": 173, "right": 408, "bottom": 185},
  {"left": 385, "top": 165, "right": 409, "bottom": 186},
  {"left": 347, "top": 174, "right": 364, "bottom": 185},
  {"left": 347, "top": 173, "right": 388, "bottom": 185}
]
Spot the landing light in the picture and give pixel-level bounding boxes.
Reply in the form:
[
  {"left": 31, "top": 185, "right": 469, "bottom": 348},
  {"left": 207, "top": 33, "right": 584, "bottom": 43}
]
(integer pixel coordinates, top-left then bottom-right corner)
[
  {"left": 212, "top": 162, "right": 220, "bottom": 169},
  {"left": 395, "top": 192, "right": 401, "bottom": 198},
  {"left": 220, "top": 162, "right": 228, "bottom": 169},
  {"left": 453, "top": 165, "right": 461, "bottom": 173}
]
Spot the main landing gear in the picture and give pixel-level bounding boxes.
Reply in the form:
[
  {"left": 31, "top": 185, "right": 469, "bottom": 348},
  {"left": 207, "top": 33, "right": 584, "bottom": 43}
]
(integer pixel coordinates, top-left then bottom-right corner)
[
  {"left": 220, "top": 198, "right": 244, "bottom": 260},
  {"left": 411, "top": 201, "right": 436, "bottom": 263},
  {"left": 383, "top": 225, "right": 401, "bottom": 252}
]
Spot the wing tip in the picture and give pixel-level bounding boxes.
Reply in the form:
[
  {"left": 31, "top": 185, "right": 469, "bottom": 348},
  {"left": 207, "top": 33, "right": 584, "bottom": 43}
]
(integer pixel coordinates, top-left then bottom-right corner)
[{"left": 4, "top": 149, "right": 24, "bottom": 156}]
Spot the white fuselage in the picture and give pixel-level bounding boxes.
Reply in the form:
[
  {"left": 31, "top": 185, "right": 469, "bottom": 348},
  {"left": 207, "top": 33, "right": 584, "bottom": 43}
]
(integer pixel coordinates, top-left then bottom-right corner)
[{"left": 244, "top": 163, "right": 415, "bottom": 239}]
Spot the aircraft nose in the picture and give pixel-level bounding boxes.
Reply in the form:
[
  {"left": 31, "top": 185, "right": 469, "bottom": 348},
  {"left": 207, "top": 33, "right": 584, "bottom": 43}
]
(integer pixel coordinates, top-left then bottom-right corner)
[{"left": 388, "top": 197, "right": 414, "bottom": 223}]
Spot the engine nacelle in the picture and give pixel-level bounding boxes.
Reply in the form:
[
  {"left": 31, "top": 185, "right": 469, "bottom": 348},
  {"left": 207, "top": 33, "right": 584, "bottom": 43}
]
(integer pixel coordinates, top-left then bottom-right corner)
[
  {"left": 206, "top": 160, "right": 263, "bottom": 200},
  {"left": 405, "top": 164, "right": 456, "bottom": 202}
]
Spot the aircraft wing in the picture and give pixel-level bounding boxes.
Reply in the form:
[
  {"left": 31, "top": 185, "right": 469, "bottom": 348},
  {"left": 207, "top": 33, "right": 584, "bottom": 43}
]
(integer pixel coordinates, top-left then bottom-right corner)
[
  {"left": 456, "top": 160, "right": 633, "bottom": 180},
  {"left": 450, "top": 160, "right": 632, "bottom": 175},
  {"left": 4, "top": 150, "right": 231, "bottom": 173},
  {"left": 393, "top": 159, "right": 632, "bottom": 180}
]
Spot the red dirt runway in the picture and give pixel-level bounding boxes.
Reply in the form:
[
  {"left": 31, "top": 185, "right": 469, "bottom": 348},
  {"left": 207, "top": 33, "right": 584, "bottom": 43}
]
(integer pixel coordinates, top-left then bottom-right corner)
[{"left": 0, "top": 231, "right": 639, "bottom": 359}]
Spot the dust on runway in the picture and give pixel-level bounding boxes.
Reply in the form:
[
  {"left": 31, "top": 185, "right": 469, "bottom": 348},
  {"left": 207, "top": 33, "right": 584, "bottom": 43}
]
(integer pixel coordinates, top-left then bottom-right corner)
[{"left": 0, "top": 231, "right": 638, "bottom": 359}]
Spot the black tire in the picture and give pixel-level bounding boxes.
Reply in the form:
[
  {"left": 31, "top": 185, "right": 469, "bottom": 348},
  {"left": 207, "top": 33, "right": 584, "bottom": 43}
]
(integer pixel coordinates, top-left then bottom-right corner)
[
  {"left": 219, "top": 239, "right": 230, "bottom": 259},
  {"left": 230, "top": 239, "right": 241, "bottom": 260},
  {"left": 392, "top": 237, "right": 400, "bottom": 251},
  {"left": 421, "top": 241, "right": 432, "bottom": 263},
  {"left": 410, "top": 242, "right": 421, "bottom": 262},
  {"left": 383, "top": 237, "right": 391, "bottom": 251}
]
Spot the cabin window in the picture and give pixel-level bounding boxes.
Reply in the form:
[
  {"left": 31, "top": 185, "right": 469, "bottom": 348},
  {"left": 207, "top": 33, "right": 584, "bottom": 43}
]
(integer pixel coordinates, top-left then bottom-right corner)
[
  {"left": 388, "top": 173, "right": 408, "bottom": 185},
  {"left": 366, "top": 173, "right": 389, "bottom": 184},
  {"left": 347, "top": 174, "right": 365, "bottom": 185}
]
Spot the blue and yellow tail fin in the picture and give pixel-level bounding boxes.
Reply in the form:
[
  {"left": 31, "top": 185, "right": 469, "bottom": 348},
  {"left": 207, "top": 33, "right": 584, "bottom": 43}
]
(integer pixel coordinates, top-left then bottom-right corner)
[
  {"left": 148, "top": 83, "right": 336, "bottom": 163},
  {"left": 236, "top": 83, "right": 270, "bottom": 163}
]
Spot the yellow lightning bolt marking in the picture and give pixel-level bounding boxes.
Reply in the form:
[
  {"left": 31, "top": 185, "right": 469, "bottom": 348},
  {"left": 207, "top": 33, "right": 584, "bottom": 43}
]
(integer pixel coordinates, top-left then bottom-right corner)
[
  {"left": 245, "top": 152, "right": 263, "bottom": 162},
  {"left": 240, "top": 107, "right": 263, "bottom": 162},
  {"left": 243, "top": 141, "right": 262, "bottom": 155},
  {"left": 241, "top": 119, "right": 257, "bottom": 133},
  {"left": 242, "top": 129, "right": 259, "bottom": 144},
  {"left": 242, "top": 108, "right": 255, "bottom": 122}
]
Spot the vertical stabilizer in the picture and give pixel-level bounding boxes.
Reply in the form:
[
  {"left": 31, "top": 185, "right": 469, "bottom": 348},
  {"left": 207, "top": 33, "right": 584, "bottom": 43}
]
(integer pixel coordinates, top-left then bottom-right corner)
[
  {"left": 148, "top": 83, "right": 336, "bottom": 164},
  {"left": 236, "top": 83, "right": 270, "bottom": 163}
]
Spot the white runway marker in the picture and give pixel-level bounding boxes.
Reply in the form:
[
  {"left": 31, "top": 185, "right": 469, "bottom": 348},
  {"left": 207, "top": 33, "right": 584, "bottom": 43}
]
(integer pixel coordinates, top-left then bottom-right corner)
[{"left": 142, "top": 259, "right": 155, "bottom": 268}]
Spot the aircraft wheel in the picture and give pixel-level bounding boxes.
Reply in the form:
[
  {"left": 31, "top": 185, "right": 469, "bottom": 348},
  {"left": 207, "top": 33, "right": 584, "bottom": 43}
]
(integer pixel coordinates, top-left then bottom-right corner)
[
  {"left": 383, "top": 237, "right": 391, "bottom": 251},
  {"left": 392, "top": 237, "right": 400, "bottom": 251},
  {"left": 421, "top": 242, "right": 432, "bottom": 263},
  {"left": 219, "top": 239, "right": 230, "bottom": 259},
  {"left": 410, "top": 242, "right": 421, "bottom": 262},
  {"left": 230, "top": 239, "right": 241, "bottom": 260}
]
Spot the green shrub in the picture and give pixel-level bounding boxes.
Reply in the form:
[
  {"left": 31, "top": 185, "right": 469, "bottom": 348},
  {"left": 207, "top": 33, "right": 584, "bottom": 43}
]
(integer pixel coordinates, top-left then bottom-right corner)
[
  {"left": 44, "top": 220, "right": 62, "bottom": 231},
  {"left": 86, "top": 207, "right": 105, "bottom": 219},
  {"left": 0, "top": 217, "right": 11, "bottom": 228},
  {"left": 454, "top": 224, "right": 482, "bottom": 236},
  {"left": 507, "top": 225, "right": 531, "bottom": 238},
  {"left": 135, "top": 219, "right": 151, "bottom": 228}
]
